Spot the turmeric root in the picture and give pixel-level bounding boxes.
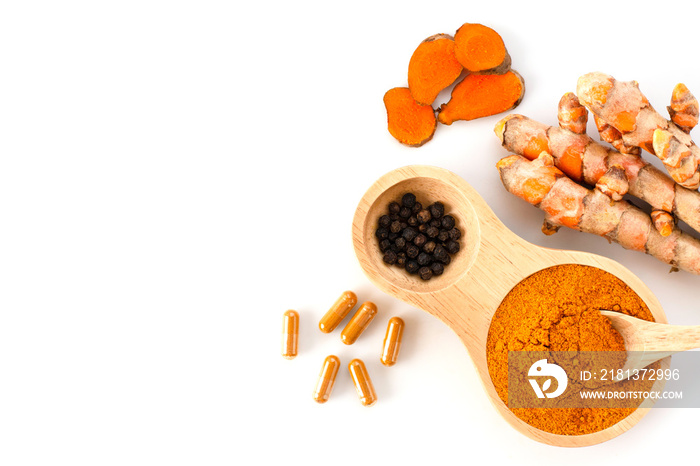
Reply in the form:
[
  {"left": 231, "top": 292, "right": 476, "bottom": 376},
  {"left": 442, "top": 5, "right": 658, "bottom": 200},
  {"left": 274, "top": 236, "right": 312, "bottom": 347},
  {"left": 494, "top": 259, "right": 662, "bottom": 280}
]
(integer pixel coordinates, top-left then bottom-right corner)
[
  {"left": 438, "top": 70, "right": 524, "bottom": 125},
  {"left": 669, "top": 83, "right": 699, "bottom": 133},
  {"left": 576, "top": 72, "right": 700, "bottom": 189},
  {"left": 408, "top": 34, "right": 463, "bottom": 106},
  {"left": 453, "top": 23, "right": 511, "bottom": 74},
  {"left": 383, "top": 87, "right": 437, "bottom": 147},
  {"left": 497, "top": 152, "right": 700, "bottom": 275},
  {"left": 495, "top": 113, "right": 700, "bottom": 236},
  {"left": 557, "top": 92, "right": 588, "bottom": 135}
]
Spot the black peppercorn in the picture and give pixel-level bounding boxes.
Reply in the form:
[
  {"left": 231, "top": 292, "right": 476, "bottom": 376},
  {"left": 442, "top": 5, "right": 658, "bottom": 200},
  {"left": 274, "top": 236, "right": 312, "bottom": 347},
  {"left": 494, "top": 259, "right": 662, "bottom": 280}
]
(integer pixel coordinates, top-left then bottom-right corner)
[
  {"left": 445, "top": 240, "right": 460, "bottom": 254},
  {"left": 377, "top": 193, "right": 462, "bottom": 282},
  {"left": 405, "top": 260, "right": 420, "bottom": 274},
  {"left": 418, "top": 266, "right": 433, "bottom": 281},
  {"left": 433, "top": 245, "right": 452, "bottom": 265},
  {"left": 379, "top": 214, "right": 391, "bottom": 228},
  {"left": 433, "top": 245, "right": 449, "bottom": 263},
  {"left": 375, "top": 227, "right": 389, "bottom": 240},
  {"left": 396, "top": 252, "right": 407, "bottom": 268},
  {"left": 417, "top": 209, "right": 432, "bottom": 224},
  {"left": 405, "top": 244, "right": 420, "bottom": 259},
  {"left": 428, "top": 202, "right": 444, "bottom": 219},
  {"left": 402, "top": 192, "right": 416, "bottom": 208},
  {"left": 417, "top": 252, "right": 432, "bottom": 266},
  {"left": 394, "top": 237, "right": 407, "bottom": 251},
  {"left": 402, "top": 227, "right": 418, "bottom": 242},
  {"left": 383, "top": 250, "right": 398, "bottom": 265},
  {"left": 441, "top": 215, "right": 456, "bottom": 230},
  {"left": 388, "top": 202, "right": 401, "bottom": 215}
]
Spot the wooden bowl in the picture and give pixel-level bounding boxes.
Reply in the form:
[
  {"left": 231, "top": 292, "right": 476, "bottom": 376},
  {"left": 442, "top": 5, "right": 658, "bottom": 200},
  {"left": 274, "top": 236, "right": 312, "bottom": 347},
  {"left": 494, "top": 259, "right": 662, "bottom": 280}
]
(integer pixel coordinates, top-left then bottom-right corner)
[{"left": 352, "top": 165, "right": 669, "bottom": 447}]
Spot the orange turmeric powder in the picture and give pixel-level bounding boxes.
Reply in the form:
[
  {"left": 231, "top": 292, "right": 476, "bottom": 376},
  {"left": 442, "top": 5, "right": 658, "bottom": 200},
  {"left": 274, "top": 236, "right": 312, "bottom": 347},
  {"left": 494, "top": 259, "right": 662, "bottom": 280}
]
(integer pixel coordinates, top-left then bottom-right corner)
[
  {"left": 487, "top": 264, "right": 656, "bottom": 435},
  {"left": 383, "top": 87, "right": 437, "bottom": 147},
  {"left": 407, "top": 34, "right": 463, "bottom": 106}
]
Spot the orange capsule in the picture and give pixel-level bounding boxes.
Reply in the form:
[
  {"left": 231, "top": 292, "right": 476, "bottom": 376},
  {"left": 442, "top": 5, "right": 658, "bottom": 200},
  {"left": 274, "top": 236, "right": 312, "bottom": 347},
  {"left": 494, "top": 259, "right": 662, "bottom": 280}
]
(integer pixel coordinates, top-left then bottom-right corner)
[
  {"left": 313, "top": 355, "right": 340, "bottom": 403},
  {"left": 348, "top": 359, "right": 377, "bottom": 406},
  {"left": 340, "top": 301, "right": 377, "bottom": 345},
  {"left": 380, "top": 317, "right": 404, "bottom": 366},
  {"left": 318, "top": 291, "right": 357, "bottom": 333},
  {"left": 282, "top": 310, "right": 299, "bottom": 359}
]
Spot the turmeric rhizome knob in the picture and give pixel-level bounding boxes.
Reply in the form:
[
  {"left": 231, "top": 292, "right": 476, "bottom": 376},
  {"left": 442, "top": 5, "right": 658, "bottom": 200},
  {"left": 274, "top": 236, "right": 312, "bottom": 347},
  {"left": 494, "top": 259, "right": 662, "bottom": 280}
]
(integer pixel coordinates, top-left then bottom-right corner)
[
  {"left": 318, "top": 291, "right": 357, "bottom": 333},
  {"left": 348, "top": 359, "right": 377, "bottom": 407},
  {"left": 380, "top": 317, "right": 404, "bottom": 366},
  {"left": 313, "top": 355, "right": 340, "bottom": 404},
  {"left": 340, "top": 301, "right": 377, "bottom": 345},
  {"left": 281, "top": 310, "right": 299, "bottom": 360}
]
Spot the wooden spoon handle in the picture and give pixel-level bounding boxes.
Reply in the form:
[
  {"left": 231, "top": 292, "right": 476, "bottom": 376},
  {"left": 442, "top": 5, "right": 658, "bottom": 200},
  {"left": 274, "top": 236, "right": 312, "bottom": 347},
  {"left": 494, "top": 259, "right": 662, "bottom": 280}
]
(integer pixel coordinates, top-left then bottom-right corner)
[{"left": 639, "top": 322, "right": 700, "bottom": 353}]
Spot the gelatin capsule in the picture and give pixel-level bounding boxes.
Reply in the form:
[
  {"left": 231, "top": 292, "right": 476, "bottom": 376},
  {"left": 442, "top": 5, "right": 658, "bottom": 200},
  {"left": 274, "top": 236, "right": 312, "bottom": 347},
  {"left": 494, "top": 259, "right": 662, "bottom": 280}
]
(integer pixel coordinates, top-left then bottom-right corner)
[
  {"left": 341, "top": 301, "right": 377, "bottom": 345},
  {"left": 380, "top": 316, "right": 404, "bottom": 366},
  {"left": 348, "top": 358, "right": 377, "bottom": 406},
  {"left": 318, "top": 291, "right": 357, "bottom": 333},
  {"left": 281, "top": 310, "right": 299, "bottom": 359},
  {"left": 313, "top": 355, "right": 340, "bottom": 404}
]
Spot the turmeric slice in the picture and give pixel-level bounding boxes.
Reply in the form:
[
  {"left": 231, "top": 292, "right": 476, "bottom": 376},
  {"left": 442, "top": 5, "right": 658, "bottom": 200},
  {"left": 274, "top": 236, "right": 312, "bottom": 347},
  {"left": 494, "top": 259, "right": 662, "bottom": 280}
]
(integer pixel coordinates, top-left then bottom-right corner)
[
  {"left": 438, "top": 70, "right": 524, "bottom": 125},
  {"left": 453, "top": 23, "right": 511, "bottom": 74},
  {"left": 408, "top": 34, "right": 464, "bottom": 106},
  {"left": 383, "top": 87, "right": 437, "bottom": 147}
]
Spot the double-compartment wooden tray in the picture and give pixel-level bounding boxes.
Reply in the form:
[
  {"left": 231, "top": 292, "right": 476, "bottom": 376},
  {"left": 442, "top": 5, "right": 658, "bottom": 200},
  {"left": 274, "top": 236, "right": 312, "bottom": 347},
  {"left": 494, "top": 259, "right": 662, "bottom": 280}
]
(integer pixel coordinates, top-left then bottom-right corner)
[{"left": 352, "top": 165, "right": 669, "bottom": 447}]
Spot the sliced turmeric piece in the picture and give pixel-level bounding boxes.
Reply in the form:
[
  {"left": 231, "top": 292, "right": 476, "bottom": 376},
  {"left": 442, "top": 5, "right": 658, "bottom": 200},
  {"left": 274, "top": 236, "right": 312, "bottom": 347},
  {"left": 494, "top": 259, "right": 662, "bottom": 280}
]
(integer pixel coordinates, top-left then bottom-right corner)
[
  {"left": 407, "top": 34, "right": 463, "bottom": 106},
  {"left": 438, "top": 70, "right": 524, "bottom": 125},
  {"left": 453, "top": 23, "right": 511, "bottom": 74},
  {"left": 383, "top": 87, "right": 437, "bottom": 147}
]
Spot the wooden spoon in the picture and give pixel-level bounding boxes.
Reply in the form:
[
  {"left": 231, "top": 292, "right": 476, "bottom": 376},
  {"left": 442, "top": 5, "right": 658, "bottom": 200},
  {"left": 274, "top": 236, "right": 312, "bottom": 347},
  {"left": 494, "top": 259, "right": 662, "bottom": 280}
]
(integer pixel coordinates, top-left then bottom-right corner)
[
  {"left": 600, "top": 311, "right": 700, "bottom": 373},
  {"left": 352, "top": 165, "right": 670, "bottom": 447}
]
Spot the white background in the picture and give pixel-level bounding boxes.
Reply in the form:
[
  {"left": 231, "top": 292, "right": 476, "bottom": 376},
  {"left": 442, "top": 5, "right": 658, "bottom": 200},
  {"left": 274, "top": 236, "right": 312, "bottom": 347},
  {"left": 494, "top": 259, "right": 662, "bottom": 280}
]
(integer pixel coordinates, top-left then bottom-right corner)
[{"left": 1, "top": 1, "right": 699, "bottom": 464}]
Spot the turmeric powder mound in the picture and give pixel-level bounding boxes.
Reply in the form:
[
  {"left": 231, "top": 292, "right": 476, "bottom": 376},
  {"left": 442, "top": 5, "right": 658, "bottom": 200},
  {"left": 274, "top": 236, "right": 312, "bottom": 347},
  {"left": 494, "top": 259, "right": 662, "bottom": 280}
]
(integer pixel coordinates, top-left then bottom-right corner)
[
  {"left": 486, "top": 264, "right": 656, "bottom": 436},
  {"left": 408, "top": 34, "right": 463, "bottom": 106},
  {"left": 437, "top": 71, "right": 524, "bottom": 125},
  {"left": 453, "top": 23, "right": 511, "bottom": 74},
  {"left": 383, "top": 87, "right": 437, "bottom": 147}
]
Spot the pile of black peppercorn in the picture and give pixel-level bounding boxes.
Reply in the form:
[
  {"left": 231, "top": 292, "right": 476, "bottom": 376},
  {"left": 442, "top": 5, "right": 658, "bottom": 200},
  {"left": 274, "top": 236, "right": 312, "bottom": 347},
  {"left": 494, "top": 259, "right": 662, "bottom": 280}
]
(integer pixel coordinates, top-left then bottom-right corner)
[{"left": 375, "top": 192, "right": 462, "bottom": 281}]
